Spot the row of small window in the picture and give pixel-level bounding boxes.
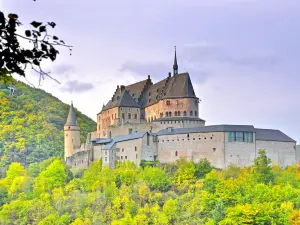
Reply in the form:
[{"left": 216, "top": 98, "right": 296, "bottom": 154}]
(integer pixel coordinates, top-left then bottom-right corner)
[
  {"left": 104, "top": 154, "right": 138, "bottom": 162},
  {"left": 166, "top": 100, "right": 198, "bottom": 106},
  {"left": 148, "top": 111, "right": 198, "bottom": 122},
  {"left": 160, "top": 111, "right": 198, "bottom": 118},
  {"left": 160, "top": 120, "right": 204, "bottom": 124},
  {"left": 227, "top": 132, "right": 254, "bottom": 143},
  {"left": 158, "top": 136, "right": 213, "bottom": 142}
]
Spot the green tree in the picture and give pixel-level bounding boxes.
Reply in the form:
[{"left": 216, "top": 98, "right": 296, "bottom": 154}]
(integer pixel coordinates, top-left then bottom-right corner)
[
  {"left": 195, "top": 158, "right": 213, "bottom": 178},
  {"left": 253, "top": 149, "right": 274, "bottom": 184}
]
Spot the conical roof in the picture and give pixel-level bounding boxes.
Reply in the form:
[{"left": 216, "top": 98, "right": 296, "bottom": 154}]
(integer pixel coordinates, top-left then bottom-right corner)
[{"left": 65, "top": 102, "right": 79, "bottom": 126}]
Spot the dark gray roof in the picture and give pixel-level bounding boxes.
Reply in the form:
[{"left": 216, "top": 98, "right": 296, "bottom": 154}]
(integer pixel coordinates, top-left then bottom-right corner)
[
  {"left": 65, "top": 103, "right": 78, "bottom": 126},
  {"left": 163, "top": 73, "right": 196, "bottom": 99},
  {"left": 102, "top": 89, "right": 141, "bottom": 111},
  {"left": 156, "top": 125, "right": 255, "bottom": 136},
  {"left": 100, "top": 72, "right": 198, "bottom": 114},
  {"left": 155, "top": 125, "right": 295, "bottom": 143},
  {"left": 90, "top": 138, "right": 112, "bottom": 144},
  {"left": 103, "top": 131, "right": 148, "bottom": 150},
  {"left": 153, "top": 117, "right": 205, "bottom": 122},
  {"left": 255, "top": 128, "right": 296, "bottom": 142}
]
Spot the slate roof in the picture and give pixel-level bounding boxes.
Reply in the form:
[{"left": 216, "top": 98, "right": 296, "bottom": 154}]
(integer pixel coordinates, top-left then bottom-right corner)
[
  {"left": 255, "top": 129, "right": 296, "bottom": 142},
  {"left": 103, "top": 131, "right": 148, "bottom": 150},
  {"left": 163, "top": 73, "right": 196, "bottom": 99},
  {"left": 101, "top": 89, "right": 140, "bottom": 112},
  {"left": 155, "top": 125, "right": 256, "bottom": 136},
  {"left": 153, "top": 117, "right": 205, "bottom": 122},
  {"left": 65, "top": 103, "right": 78, "bottom": 126},
  {"left": 100, "top": 72, "right": 198, "bottom": 113},
  {"left": 155, "top": 125, "right": 295, "bottom": 143},
  {"left": 90, "top": 138, "right": 112, "bottom": 144}
]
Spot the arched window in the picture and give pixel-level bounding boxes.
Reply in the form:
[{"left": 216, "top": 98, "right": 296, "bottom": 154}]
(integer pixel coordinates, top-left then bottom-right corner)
[
  {"left": 175, "top": 111, "right": 178, "bottom": 116},
  {"left": 169, "top": 112, "right": 172, "bottom": 117},
  {"left": 184, "top": 111, "right": 187, "bottom": 116},
  {"left": 175, "top": 151, "right": 178, "bottom": 156},
  {"left": 195, "top": 111, "right": 198, "bottom": 117},
  {"left": 190, "top": 111, "right": 193, "bottom": 116},
  {"left": 165, "top": 112, "right": 168, "bottom": 117},
  {"left": 178, "top": 111, "right": 181, "bottom": 116}
]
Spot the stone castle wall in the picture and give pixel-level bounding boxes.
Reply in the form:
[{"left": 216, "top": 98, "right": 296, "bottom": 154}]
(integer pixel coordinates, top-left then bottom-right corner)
[{"left": 145, "top": 98, "right": 199, "bottom": 122}]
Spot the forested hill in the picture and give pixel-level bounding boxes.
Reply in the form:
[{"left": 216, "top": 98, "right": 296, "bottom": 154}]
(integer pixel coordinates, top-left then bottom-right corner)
[{"left": 0, "top": 80, "right": 96, "bottom": 169}]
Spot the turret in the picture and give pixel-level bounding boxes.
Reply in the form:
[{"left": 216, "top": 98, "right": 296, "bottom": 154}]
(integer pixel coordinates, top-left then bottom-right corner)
[{"left": 64, "top": 102, "right": 81, "bottom": 161}]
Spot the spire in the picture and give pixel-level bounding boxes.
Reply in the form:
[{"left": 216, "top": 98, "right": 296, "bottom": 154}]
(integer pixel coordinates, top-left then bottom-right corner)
[
  {"left": 173, "top": 46, "right": 178, "bottom": 76},
  {"left": 65, "top": 102, "right": 78, "bottom": 126}
]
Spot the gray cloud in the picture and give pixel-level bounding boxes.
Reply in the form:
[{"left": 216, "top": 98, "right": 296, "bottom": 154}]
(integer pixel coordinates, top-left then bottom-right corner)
[
  {"left": 60, "top": 80, "right": 94, "bottom": 93},
  {"left": 53, "top": 64, "right": 75, "bottom": 75},
  {"left": 182, "top": 43, "right": 279, "bottom": 70}
]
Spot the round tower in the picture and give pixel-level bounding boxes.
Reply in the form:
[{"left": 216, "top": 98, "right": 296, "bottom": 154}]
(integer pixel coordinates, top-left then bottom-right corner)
[{"left": 64, "top": 102, "right": 81, "bottom": 161}]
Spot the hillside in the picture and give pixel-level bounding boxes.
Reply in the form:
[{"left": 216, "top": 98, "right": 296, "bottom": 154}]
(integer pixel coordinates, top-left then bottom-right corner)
[
  {"left": 0, "top": 80, "right": 96, "bottom": 169},
  {"left": 0, "top": 153, "right": 300, "bottom": 224}
]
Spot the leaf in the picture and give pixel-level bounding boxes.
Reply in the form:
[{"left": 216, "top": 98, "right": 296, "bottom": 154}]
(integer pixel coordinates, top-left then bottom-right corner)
[
  {"left": 0, "top": 12, "right": 5, "bottom": 25},
  {"left": 25, "top": 30, "right": 31, "bottom": 37},
  {"left": 47, "top": 22, "right": 56, "bottom": 28},
  {"left": 33, "top": 59, "right": 40, "bottom": 66},
  {"left": 39, "top": 26, "right": 46, "bottom": 33},
  {"left": 60, "top": 40, "right": 65, "bottom": 44},
  {"left": 30, "top": 21, "right": 42, "bottom": 28},
  {"left": 53, "top": 36, "right": 58, "bottom": 40},
  {"left": 8, "top": 14, "right": 18, "bottom": 19},
  {"left": 41, "top": 43, "right": 47, "bottom": 52}
]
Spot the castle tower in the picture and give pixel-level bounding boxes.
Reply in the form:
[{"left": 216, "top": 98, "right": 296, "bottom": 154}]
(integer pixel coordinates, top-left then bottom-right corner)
[{"left": 64, "top": 102, "right": 81, "bottom": 161}]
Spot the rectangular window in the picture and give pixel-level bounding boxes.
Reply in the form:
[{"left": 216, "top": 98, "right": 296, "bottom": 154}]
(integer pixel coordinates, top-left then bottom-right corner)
[
  {"left": 125, "top": 156, "right": 127, "bottom": 159},
  {"left": 105, "top": 157, "right": 107, "bottom": 161},
  {"left": 136, "top": 154, "right": 138, "bottom": 159},
  {"left": 134, "top": 114, "right": 138, "bottom": 120},
  {"left": 228, "top": 132, "right": 235, "bottom": 142},
  {"left": 128, "top": 113, "right": 131, "bottom": 119},
  {"left": 122, "top": 113, "right": 125, "bottom": 120},
  {"left": 236, "top": 132, "right": 243, "bottom": 142},
  {"left": 244, "top": 132, "right": 253, "bottom": 143},
  {"left": 121, "top": 156, "right": 123, "bottom": 160},
  {"left": 135, "top": 147, "right": 137, "bottom": 151}
]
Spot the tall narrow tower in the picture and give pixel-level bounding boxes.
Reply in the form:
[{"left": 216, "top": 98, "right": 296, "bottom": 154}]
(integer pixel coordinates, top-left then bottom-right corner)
[
  {"left": 173, "top": 46, "right": 178, "bottom": 76},
  {"left": 64, "top": 102, "right": 81, "bottom": 161}
]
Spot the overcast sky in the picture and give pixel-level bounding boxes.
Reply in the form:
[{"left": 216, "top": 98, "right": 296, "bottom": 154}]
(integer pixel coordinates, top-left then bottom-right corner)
[{"left": 2, "top": 0, "right": 300, "bottom": 142}]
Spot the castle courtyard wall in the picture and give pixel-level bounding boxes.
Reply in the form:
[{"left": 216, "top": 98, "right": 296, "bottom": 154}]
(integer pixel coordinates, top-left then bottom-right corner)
[
  {"left": 157, "top": 131, "right": 225, "bottom": 168},
  {"left": 256, "top": 140, "right": 296, "bottom": 167}
]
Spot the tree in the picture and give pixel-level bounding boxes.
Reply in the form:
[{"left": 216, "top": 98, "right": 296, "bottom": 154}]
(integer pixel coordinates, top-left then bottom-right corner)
[
  {"left": 195, "top": 158, "right": 213, "bottom": 178},
  {"left": 0, "top": 1, "right": 72, "bottom": 84},
  {"left": 253, "top": 150, "right": 274, "bottom": 184}
]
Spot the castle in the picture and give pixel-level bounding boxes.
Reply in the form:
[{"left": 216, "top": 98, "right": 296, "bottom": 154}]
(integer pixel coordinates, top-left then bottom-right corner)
[{"left": 64, "top": 49, "right": 297, "bottom": 169}]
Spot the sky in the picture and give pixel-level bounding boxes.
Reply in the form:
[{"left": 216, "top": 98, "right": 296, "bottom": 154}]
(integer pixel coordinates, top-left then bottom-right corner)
[{"left": 1, "top": 0, "right": 300, "bottom": 142}]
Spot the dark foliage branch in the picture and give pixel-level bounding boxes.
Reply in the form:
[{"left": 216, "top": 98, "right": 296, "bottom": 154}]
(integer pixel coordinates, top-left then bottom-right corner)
[{"left": 0, "top": 9, "right": 72, "bottom": 84}]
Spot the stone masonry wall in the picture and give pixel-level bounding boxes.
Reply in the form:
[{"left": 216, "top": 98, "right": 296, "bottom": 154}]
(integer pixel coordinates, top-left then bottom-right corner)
[
  {"left": 256, "top": 140, "right": 296, "bottom": 167},
  {"left": 157, "top": 131, "right": 225, "bottom": 168},
  {"left": 145, "top": 98, "right": 199, "bottom": 122}
]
